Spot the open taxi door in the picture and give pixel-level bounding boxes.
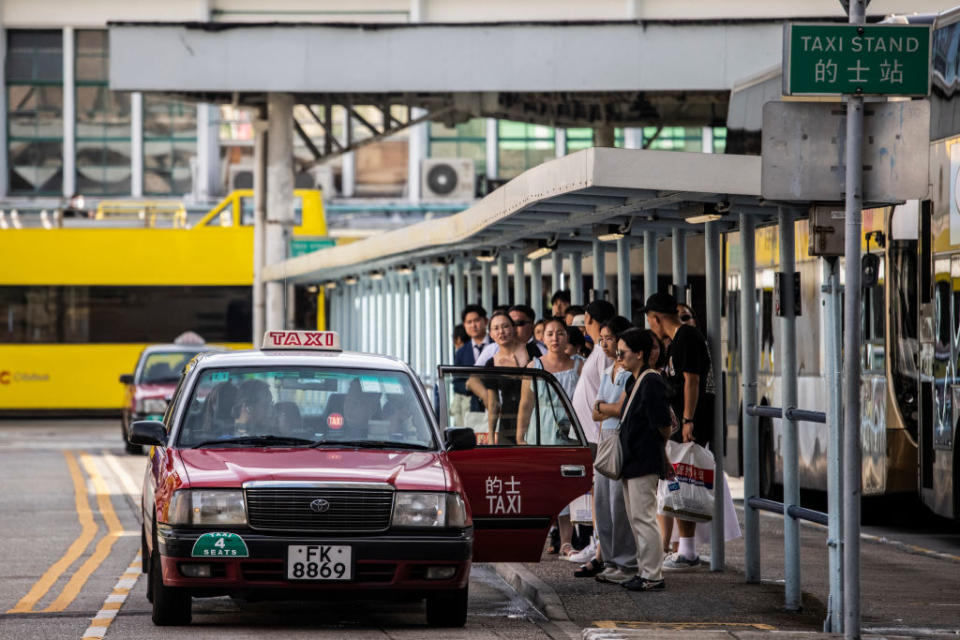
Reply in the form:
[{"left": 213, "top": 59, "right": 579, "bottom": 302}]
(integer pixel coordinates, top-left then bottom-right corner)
[{"left": 437, "top": 365, "right": 594, "bottom": 562}]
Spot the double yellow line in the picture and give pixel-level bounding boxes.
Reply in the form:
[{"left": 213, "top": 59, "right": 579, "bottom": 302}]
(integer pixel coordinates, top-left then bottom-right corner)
[{"left": 7, "top": 450, "right": 124, "bottom": 614}]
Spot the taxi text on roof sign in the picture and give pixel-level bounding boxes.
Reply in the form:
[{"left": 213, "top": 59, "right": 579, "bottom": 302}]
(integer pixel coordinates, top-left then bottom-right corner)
[
  {"left": 261, "top": 330, "right": 341, "bottom": 351},
  {"left": 783, "top": 24, "right": 931, "bottom": 96}
]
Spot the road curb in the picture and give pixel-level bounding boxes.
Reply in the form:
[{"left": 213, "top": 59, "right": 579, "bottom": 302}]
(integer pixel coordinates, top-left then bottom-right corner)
[{"left": 490, "top": 561, "right": 571, "bottom": 622}]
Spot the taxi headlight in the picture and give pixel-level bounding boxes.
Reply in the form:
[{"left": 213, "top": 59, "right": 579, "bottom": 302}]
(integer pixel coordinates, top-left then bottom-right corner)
[
  {"left": 138, "top": 398, "right": 167, "bottom": 415},
  {"left": 391, "top": 492, "right": 466, "bottom": 529},
  {"left": 166, "top": 490, "right": 246, "bottom": 526}
]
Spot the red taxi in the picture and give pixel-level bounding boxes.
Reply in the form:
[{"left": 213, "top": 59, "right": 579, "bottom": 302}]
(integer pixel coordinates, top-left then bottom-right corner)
[
  {"left": 129, "top": 330, "right": 592, "bottom": 627},
  {"left": 120, "top": 340, "right": 226, "bottom": 454}
]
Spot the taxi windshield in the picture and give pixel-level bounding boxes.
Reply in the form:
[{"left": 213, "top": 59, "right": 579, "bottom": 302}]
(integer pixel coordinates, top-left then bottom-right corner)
[
  {"left": 140, "top": 351, "right": 200, "bottom": 384},
  {"left": 177, "top": 367, "right": 436, "bottom": 450}
]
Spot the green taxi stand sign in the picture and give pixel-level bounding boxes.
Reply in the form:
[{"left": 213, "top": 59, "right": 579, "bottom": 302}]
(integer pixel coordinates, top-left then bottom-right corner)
[
  {"left": 191, "top": 532, "right": 249, "bottom": 558},
  {"left": 783, "top": 24, "right": 930, "bottom": 96},
  {"left": 290, "top": 236, "right": 336, "bottom": 258}
]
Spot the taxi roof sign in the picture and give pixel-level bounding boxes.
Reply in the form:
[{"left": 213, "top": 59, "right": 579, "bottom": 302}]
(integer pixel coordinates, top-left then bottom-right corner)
[{"left": 261, "top": 330, "right": 341, "bottom": 351}]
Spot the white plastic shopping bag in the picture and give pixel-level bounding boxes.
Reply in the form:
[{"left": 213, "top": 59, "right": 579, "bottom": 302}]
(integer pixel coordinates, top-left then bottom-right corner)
[
  {"left": 657, "top": 441, "right": 715, "bottom": 523},
  {"left": 569, "top": 492, "right": 593, "bottom": 524}
]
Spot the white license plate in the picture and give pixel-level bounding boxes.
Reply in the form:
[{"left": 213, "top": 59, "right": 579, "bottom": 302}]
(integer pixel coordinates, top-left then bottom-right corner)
[{"left": 286, "top": 545, "right": 352, "bottom": 581}]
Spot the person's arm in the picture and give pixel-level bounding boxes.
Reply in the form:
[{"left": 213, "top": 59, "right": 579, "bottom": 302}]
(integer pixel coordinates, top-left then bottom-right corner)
[
  {"left": 595, "top": 390, "right": 626, "bottom": 420},
  {"left": 465, "top": 375, "right": 486, "bottom": 400},
  {"left": 682, "top": 372, "right": 700, "bottom": 443},
  {"left": 486, "top": 388, "right": 500, "bottom": 443},
  {"left": 516, "top": 373, "right": 536, "bottom": 444}
]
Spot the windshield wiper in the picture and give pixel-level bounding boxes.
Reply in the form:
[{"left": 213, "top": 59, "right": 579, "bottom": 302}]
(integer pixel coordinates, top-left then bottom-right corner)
[
  {"left": 191, "top": 434, "right": 315, "bottom": 449},
  {"left": 308, "top": 439, "right": 432, "bottom": 450}
]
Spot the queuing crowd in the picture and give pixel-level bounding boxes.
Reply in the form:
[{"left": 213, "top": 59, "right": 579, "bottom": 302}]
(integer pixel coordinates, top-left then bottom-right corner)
[{"left": 450, "top": 288, "right": 724, "bottom": 592}]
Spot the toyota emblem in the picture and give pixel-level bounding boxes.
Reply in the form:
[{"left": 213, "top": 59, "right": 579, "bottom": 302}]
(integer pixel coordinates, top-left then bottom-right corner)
[{"left": 309, "top": 498, "right": 330, "bottom": 514}]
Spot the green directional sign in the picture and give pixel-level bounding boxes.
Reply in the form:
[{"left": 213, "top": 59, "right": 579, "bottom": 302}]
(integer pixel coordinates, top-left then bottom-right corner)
[
  {"left": 290, "top": 236, "right": 336, "bottom": 258},
  {"left": 784, "top": 24, "right": 930, "bottom": 96},
  {"left": 191, "top": 532, "right": 249, "bottom": 558}
]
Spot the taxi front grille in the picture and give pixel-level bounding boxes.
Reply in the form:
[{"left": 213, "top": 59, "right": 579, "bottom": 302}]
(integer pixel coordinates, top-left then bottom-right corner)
[{"left": 245, "top": 488, "right": 394, "bottom": 533}]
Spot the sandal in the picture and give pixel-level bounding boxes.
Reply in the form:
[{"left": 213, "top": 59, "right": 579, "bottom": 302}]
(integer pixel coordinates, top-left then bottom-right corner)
[
  {"left": 559, "top": 543, "right": 574, "bottom": 558},
  {"left": 574, "top": 559, "right": 604, "bottom": 578}
]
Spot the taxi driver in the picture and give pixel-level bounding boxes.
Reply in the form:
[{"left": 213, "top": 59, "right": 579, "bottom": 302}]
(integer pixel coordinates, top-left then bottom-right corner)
[{"left": 234, "top": 379, "right": 273, "bottom": 435}]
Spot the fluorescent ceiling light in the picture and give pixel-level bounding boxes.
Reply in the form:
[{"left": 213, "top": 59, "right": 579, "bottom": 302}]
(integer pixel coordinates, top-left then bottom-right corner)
[
  {"left": 475, "top": 250, "right": 497, "bottom": 262},
  {"left": 324, "top": 281, "right": 338, "bottom": 289},
  {"left": 685, "top": 214, "right": 724, "bottom": 225},
  {"left": 344, "top": 276, "right": 359, "bottom": 285},
  {"left": 369, "top": 271, "right": 385, "bottom": 280},
  {"left": 395, "top": 265, "right": 414, "bottom": 275}
]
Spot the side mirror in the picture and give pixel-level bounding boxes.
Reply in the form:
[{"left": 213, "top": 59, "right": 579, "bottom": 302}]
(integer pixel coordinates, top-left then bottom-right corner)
[
  {"left": 119, "top": 374, "right": 134, "bottom": 385},
  {"left": 862, "top": 253, "right": 880, "bottom": 288},
  {"left": 444, "top": 427, "right": 476, "bottom": 451},
  {"left": 130, "top": 420, "right": 167, "bottom": 447}
]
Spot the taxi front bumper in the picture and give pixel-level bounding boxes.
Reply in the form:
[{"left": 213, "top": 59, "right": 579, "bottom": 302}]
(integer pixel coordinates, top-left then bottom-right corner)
[{"left": 156, "top": 526, "right": 473, "bottom": 593}]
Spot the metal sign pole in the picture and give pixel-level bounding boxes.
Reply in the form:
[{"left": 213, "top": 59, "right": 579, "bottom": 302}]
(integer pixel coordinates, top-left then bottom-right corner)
[{"left": 843, "top": 2, "right": 865, "bottom": 638}]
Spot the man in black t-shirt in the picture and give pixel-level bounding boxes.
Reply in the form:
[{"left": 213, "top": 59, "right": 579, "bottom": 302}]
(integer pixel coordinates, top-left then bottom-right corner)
[{"left": 644, "top": 291, "right": 716, "bottom": 569}]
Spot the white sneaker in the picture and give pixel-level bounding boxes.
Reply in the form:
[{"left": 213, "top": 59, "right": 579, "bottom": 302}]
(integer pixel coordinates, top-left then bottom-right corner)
[
  {"left": 565, "top": 540, "right": 598, "bottom": 563},
  {"left": 595, "top": 567, "right": 634, "bottom": 584},
  {"left": 662, "top": 552, "right": 702, "bottom": 570}
]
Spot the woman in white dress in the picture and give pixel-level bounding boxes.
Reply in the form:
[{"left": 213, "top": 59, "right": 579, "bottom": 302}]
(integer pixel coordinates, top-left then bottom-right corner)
[{"left": 516, "top": 316, "right": 584, "bottom": 445}]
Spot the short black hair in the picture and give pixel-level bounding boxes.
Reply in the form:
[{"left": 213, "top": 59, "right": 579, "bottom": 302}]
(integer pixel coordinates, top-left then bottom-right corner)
[
  {"left": 566, "top": 325, "right": 586, "bottom": 348},
  {"left": 492, "top": 305, "right": 510, "bottom": 315},
  {"left": 551, "top": 289, "right": 571, "bottom": 304},
  {"left": 461, "top": 304, "right": 487, "bottom": 323},
  {"left": 643, "top": 291, "right": 680, "bottom": 316},
  {"left": 453, "top": 324, "right": 468, "bottom": 343},
  {"left": 489, "top": 309, "right": 514, "bottom": 326},
  {"left": 565, "top": 304, "right": 585, "bottom": 317},
  {"left": 600, "top": 315, "right": 633, "bottom": 339},
  {"left": 508, "top": 304, "right": 535, "bottom": 322},
  {"left": 584, "top": 300, "right": 616, "bottom": 325}
]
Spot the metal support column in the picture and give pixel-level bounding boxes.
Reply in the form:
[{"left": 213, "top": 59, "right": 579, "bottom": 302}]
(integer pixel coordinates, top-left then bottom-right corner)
[
  {"left": 616, "top": 237, "right": 631, "bottom": 318},
  {"left": 453, "top": 261, "right": 465, "bottom": 324},
  {"left": 551, "top": 254, "right": 563, "bottom": 295},
  {"left": 379, "top": 278, "right": 388, "bottom": 355},
  {"left": 417, "top": 269, "right": 428, "bottom": 377},
  {"left": 265, "top": 93, "right": 295, "bottom": 331},
  {"left": 513, "top": 253, "right": 526, "bottom": 305},
  {"left": 823, "top": 257, "right": 844, "bottom": 633},
  {"left": 130, "top": 92, "right": 144, "bottom": 197},
  {"left": 592, "top": 239, "right": 606, "bottom": 301},
  {"left": 440, "top": 264, "right": 451, "bottom": 366},
  {"left": 481, "top": 262, "right": 493, "bottom": 314},
  {"left": 740, "top": 213, "right": 760, "bottom": 583},
  {"left": 530, "top": 258, "right": 543, "bottom": 320},
  {"left": 62, "top": 27, "right": 75, "bottom": 198},
  {"left": 497, "top": 254, "right": 510, "bottom": 307},
  {"left": 779, "top": 208, "right": 802, "bottom": 611},
  {"left": 252, "top": 117, "right": 267, "bottom": 347},
  {"left": 425, "top": 267, "right": 437, "bottom": 379},
  {"left": 467, "top": 265, "right": 478, "bottom": 307},
  {"left": 644, "top": 231, "right": 658, "bottom": 300},
  {"left": 705, "top": 221, "right": 725, "bottom": 572},
  {"left": 672, "top": 228, "right": 687, "bottom": 301},
  {"left": 844, "top": 5, "right": 865, "bottom": 638},
  {"left": 570, "top": 252, "right": 583, "bottom": 306}
]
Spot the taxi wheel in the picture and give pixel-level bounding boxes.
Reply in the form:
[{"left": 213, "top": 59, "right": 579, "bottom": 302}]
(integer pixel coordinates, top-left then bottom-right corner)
[
  {"left": 150, "top": 548, "right": 192, "bottom": 626},
  {"left": 425, "top": 586, "right": 468, "bottom": 627},
  {"left": 122, "top": 416, "right": 141, "bottom": 455}
]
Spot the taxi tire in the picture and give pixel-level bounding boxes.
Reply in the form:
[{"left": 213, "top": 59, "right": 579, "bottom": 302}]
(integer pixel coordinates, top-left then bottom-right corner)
[
  {"left": 150, "top": 548, "right": 192, "bottom": 626},
  {"left": 425, "top": 586, "right": 468, "bottom": 627},
  {"left": 122, "top": 417, "right": 141, "bottom": 455}
]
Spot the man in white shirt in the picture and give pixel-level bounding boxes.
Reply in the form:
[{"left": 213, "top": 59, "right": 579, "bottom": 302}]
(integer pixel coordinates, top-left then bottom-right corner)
[
  {"left": 475, "top": 305, "right": 546, "bottom": 365},
  {"left": 571, "top": 300, "right": 616, "bottom": 443}
]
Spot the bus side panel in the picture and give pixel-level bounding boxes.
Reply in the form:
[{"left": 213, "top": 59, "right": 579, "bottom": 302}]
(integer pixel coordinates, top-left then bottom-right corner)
[{"left": 0, "top": 344, "right": 249, "bottom": 411}]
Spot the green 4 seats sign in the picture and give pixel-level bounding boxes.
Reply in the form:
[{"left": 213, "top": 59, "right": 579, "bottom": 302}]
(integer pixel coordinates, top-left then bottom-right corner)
[{"left": 191, "top": 532, "right": 249, "bottom": 558}]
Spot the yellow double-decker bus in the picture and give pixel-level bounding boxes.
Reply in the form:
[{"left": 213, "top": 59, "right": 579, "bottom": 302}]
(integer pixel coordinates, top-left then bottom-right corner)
[{"left": 0, "top": 189, "right": 328, "bottom": 413}]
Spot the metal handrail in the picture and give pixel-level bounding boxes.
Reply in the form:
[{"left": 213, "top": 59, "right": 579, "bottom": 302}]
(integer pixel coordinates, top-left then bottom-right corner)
[
  {"left": 746, "top": 403, "right": 826, "bottom": 424},
  {"left": 746, "top": 496, "right": 829, "bottom": 526}
]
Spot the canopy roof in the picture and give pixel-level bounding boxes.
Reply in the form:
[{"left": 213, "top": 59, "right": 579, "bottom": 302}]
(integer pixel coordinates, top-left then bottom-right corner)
[{"left": 265, "top": 147, "right": 782, "bottom": 283}]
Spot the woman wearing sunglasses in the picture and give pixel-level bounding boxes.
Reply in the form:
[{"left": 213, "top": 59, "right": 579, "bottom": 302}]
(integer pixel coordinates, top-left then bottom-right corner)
[{"left": 614, "top": 328, "right": 673, "bottom": 592}]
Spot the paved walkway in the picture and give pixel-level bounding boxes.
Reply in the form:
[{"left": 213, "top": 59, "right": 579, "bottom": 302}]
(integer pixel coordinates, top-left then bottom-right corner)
[{"left": 491, "top": 476, "right": 960, "bottom": 639}]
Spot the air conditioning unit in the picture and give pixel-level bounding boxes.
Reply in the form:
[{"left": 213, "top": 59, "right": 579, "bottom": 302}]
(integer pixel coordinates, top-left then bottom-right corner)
[{"left": 421, "top": 158, "right": 475, "bottom": 201}]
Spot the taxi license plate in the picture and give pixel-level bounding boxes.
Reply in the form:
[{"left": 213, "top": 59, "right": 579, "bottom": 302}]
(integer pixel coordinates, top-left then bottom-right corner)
[{"left": 286, "top": 545, "right": 352, "bottom": 581}]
